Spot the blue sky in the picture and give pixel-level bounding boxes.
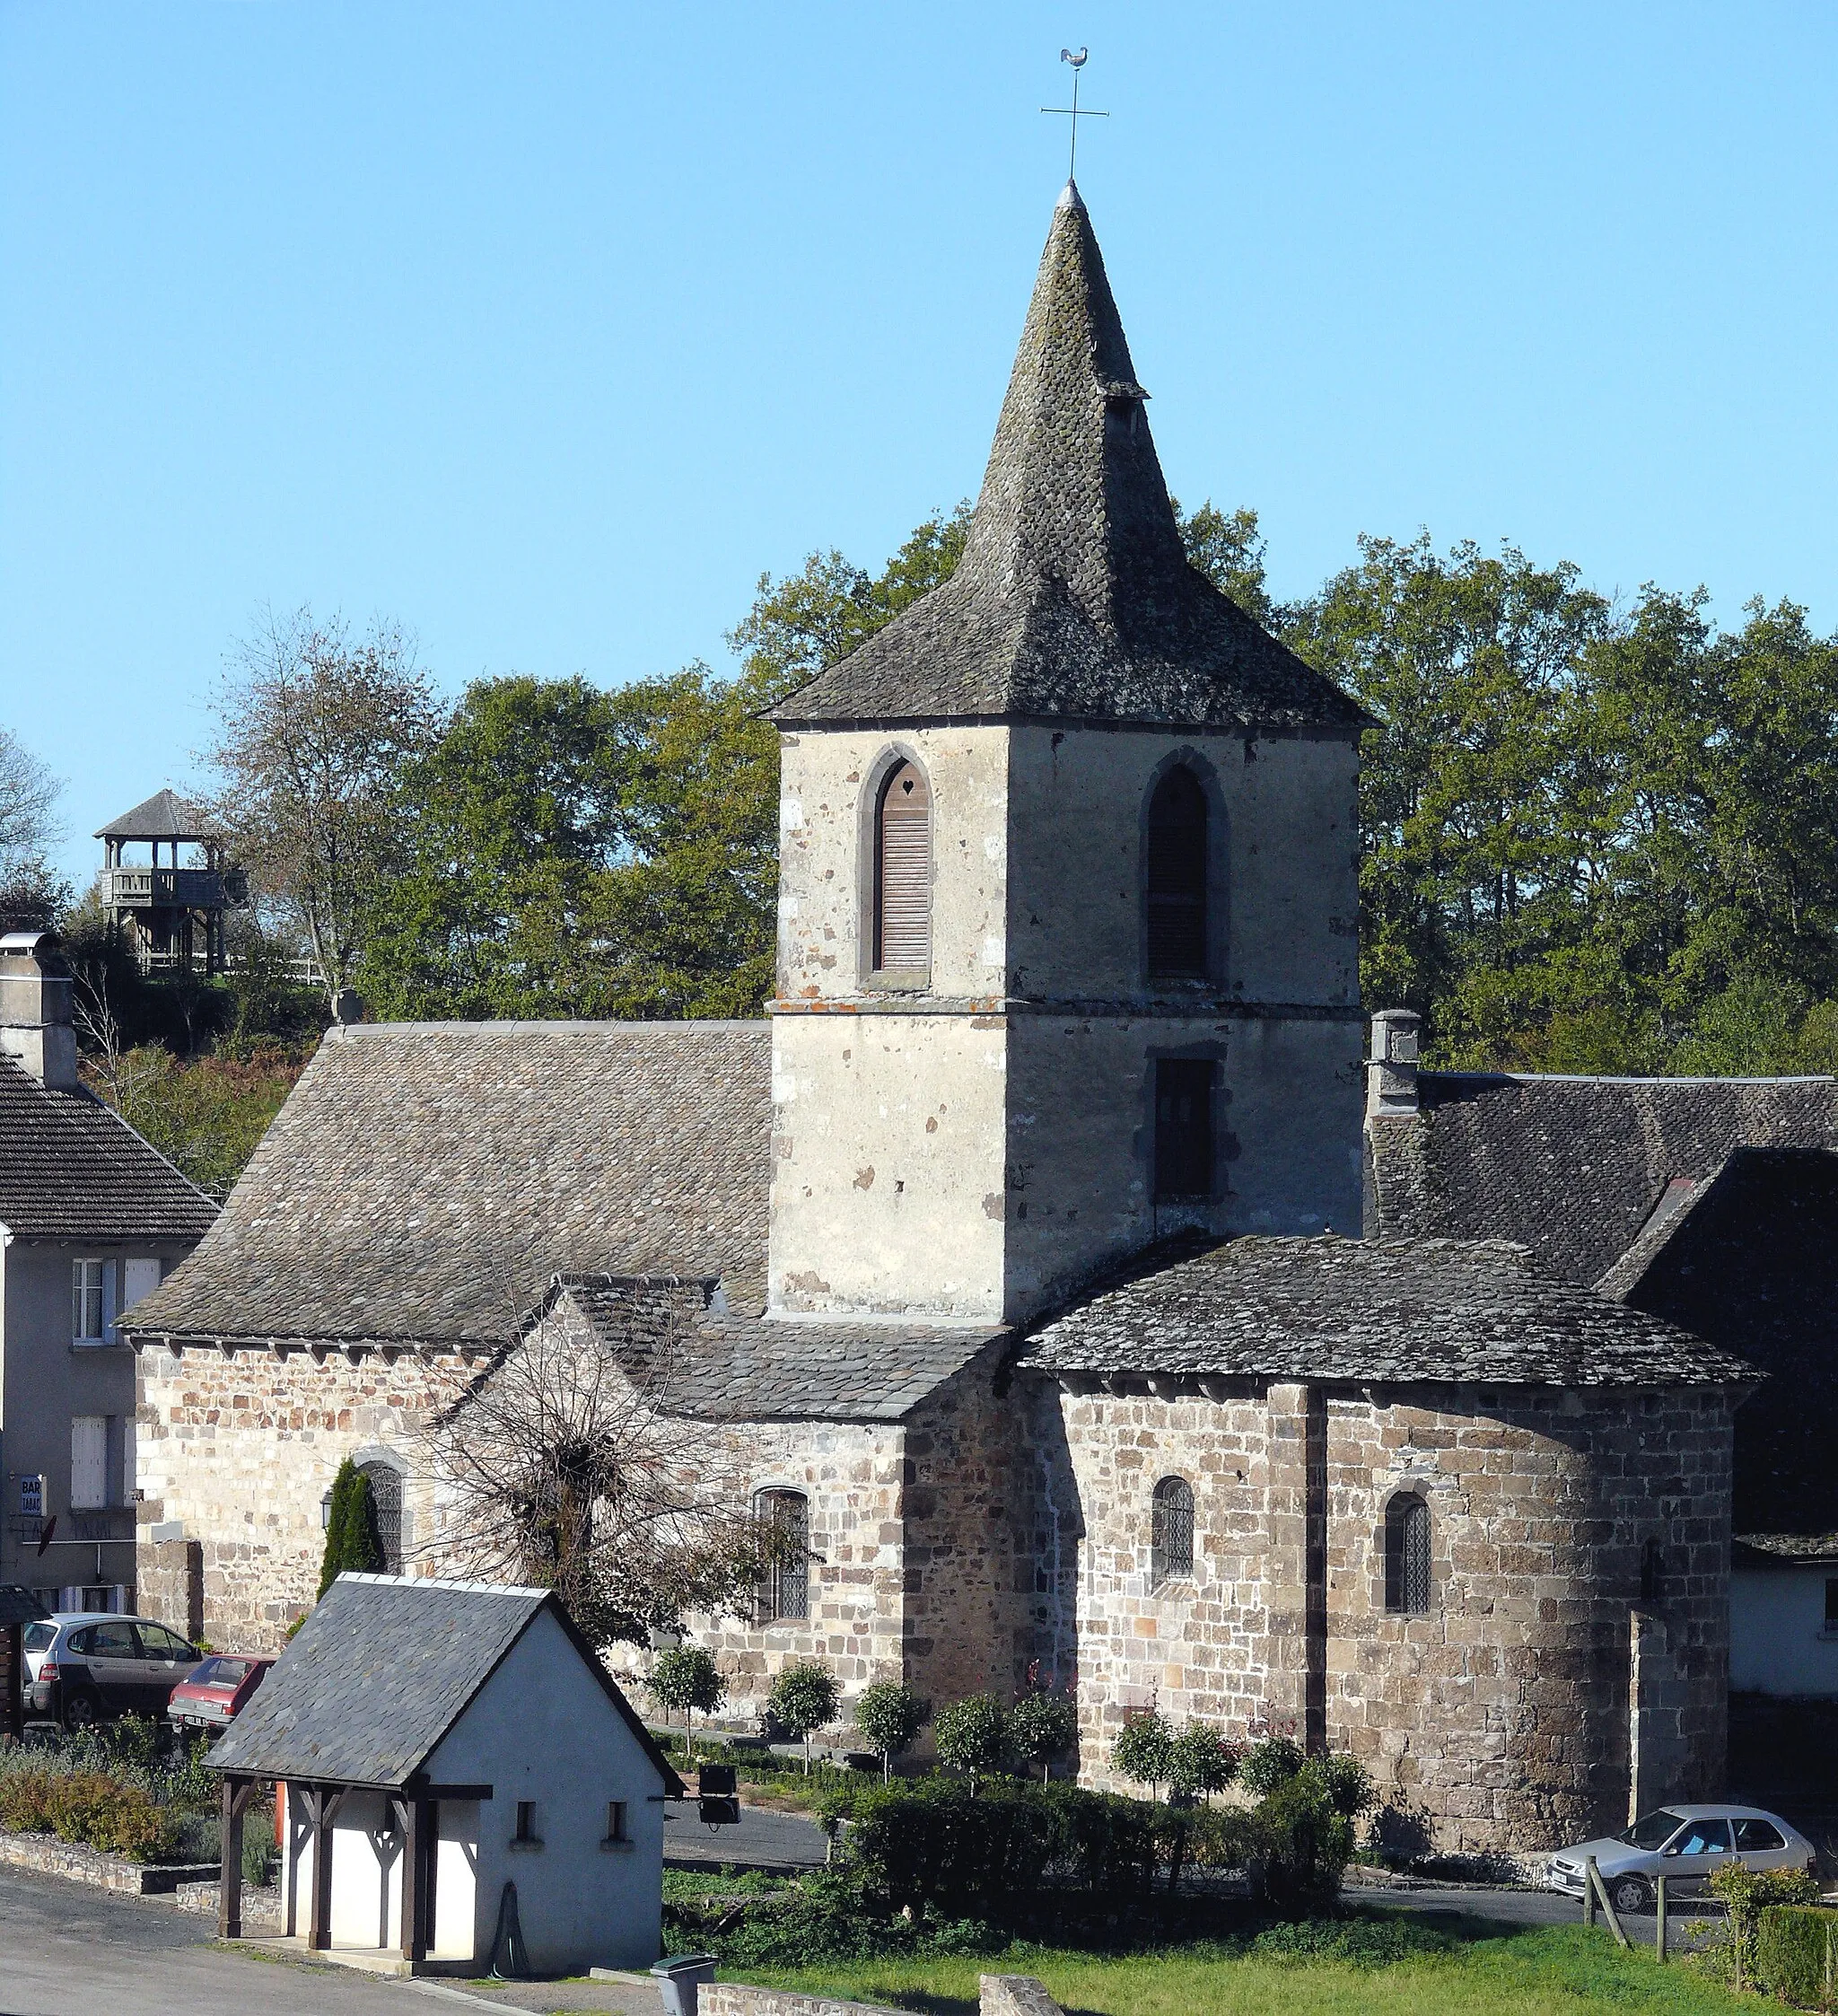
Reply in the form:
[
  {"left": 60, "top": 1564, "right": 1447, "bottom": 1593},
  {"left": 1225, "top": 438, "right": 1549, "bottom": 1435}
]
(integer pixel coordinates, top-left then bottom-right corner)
[{"left": 5, "top": 4, "right": 1838, "bottom": 886}]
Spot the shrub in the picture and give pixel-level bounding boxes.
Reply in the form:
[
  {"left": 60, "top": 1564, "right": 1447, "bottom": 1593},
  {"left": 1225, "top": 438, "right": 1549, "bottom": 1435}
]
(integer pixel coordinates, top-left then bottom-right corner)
[
  {"left": 1238, "top": 1736, "right": 1305, "bottom": 1796},
  {"left": 1304, "top": 1752, "right": 1376, "bottom": 1819},
  {"left": 0, "top": 1768, "right": 171, "bottom": 1862},
  {"left": 1243, "top": 1766, "right": 1355, "bottom": 1914},
  {"left": 1112, "top": 1711, "right": 1175, "bottom": 1798},
  {"left": 318, "top": 1457, "right": 385, "bottom": 1597},
  {"left": 648, "top": 1646, "right": 728, "bottom": 1744},
  {"left": 768, "top": 1661, "right": 841, "bottom": 1774},
  {"left": 1168, "top": 1726, "right": 1238, "bottom": 1802},
  {"left": 1009, "top": 1691, "right": 1079, "bottom": 1784},
  {"left": 933, "top": 1694, "right": 1010, "bottom": 1787},
  {"left": 1710, "top": 1861, "right": 1824, "bottom": 1989},
  {"left": 1758, "top": 1903, "right": 1838, "bottom": 2010},
  {"left": 855, "top": 1682, "right": 930, "bottom": 1782}
]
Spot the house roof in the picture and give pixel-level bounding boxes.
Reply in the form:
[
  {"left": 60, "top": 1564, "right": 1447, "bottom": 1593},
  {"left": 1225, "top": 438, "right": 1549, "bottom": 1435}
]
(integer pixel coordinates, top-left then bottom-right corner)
[
  {"left": 94, "top": 788, "right": 214, "bottom": 841},
  {"left": 0, "top": 1056, "right": 218, "bottom": 1243},
  {"left": 123, "top": 1021, "right": 771, "bottom": 1349},
  {"left": 0, "top": 1586, "right": 51, "bottom": 1627},
  {"left": 549, "top": 1275, "right": 1004, "bottom": 1423},
  {"left": 1366, "top": 1072, "right": 1838, "bottom": 1288},
  {"left": 773, "top": 185, "right": 1363, "bottom": 735},
  {"left": 1020, "top": 1234, "right": 1758, "bottom": 1389},
  {"left": 1731, "top": 1533, "right": 1838, "bottom": 1570},
  {"left": 208, "top": 1573, "right": 684, "bottom": 1792}
]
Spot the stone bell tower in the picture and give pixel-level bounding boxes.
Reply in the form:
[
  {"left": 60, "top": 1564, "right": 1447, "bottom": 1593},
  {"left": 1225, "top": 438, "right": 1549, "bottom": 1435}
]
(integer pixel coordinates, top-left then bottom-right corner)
[{"left": 766, "top": 184, "right": 1367, "bottom": 1326}]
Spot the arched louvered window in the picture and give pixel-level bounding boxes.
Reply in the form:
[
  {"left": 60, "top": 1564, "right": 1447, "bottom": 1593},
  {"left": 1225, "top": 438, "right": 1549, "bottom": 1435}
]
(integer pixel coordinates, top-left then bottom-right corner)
[
  {"left": 754, "top": 1488, "right": 810, "bottom": 1623},
  {"left": 1384, "top": 1493, "right": 1431, "bottom": 1616},
  {"left": 1146, "top": 767, "right": 1208, "bottom": 980},
  {"left": 874, "top": 760, "right": 931, "bottom": 974},
  {"left": 359, "top": 1459, "right": 405, "bottom": 1577},
  {"left": 1151, "top": 1476, "right": 1195, "bottom": 1587}
]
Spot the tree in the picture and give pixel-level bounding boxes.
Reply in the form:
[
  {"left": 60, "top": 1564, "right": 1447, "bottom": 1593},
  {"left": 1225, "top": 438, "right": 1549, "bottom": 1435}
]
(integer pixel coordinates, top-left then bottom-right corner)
[
  {"left": 317, "top": 1457, "right": 385, "bottom": 1596},
  {"left": 648, "top": 1645, "right": 728, "bottom": 1750},
  {"left": 854, "top": 1682, "right": 930, "bottom": 1784},
  {"left": 932, "top": 1693, "right": 1010, "bottom": 1792},
  {"left": 0, "top": 727, "right": 62, "bottom": 874},
  {"left": 421, "top": 1306, "right": 789, "bottom": 1649},
  {"left": 1172, "top": 500, "right": 1277, "bottom": 627},
  {"left": 1008, "top": 1689, "right": 1078, "bottom": 1784},
  {"left": 1168, "top": 1725, "right": 1239, "bottom": 1803},
  {"left": 767, "top": 1661, "right": 840, "bottom": 1775},
  {"left": 1111, "top": 1710, "right": 1176, "bottom": 1801},
  {"left": 206, "top": 607, "right": 444, "bottom": 1010},
  {"left": 1237, "top": 1735, "right": 1305, "bottom": 1797}
]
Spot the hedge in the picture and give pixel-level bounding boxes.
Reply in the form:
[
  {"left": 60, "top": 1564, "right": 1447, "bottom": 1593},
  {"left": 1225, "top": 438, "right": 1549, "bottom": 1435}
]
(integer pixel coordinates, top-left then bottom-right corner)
[{"left": 1759, "top": 1905, "right": 1838, "bottom": 2012}]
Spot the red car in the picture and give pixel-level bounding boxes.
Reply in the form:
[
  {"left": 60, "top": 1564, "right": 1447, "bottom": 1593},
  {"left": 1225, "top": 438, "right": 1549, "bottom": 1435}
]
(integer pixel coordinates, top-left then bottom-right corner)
[{"left": 166, "top": 1653, "right": 274, "bottom": 1732}]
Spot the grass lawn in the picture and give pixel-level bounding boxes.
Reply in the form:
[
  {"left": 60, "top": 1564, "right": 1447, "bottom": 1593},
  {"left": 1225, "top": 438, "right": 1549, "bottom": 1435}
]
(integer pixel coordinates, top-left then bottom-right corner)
[{"left": 730, "top": 1917, "right": 1750, "bottom": 2016}]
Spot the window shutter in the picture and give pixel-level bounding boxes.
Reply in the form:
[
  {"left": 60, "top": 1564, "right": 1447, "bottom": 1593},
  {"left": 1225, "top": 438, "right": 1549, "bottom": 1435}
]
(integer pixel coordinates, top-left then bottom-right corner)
[
  {"left": 875, "top": 762, "right": 931, "bottom": 971},
  {"left": 1146, "top": 767, "right": 1208, "bottom": 979},
  {"left": 120, "top": 1258, "right": 162, "bottom": 1314},
  {"left": 71, "top": 1416, "right": 109, "bottom": 1512}
]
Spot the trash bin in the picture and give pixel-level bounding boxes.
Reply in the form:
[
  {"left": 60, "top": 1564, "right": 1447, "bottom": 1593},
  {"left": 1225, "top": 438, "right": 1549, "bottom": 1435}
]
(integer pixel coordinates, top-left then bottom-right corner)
[{"left": 651, "top": 1951, "right": 718, "bottom": 2016}]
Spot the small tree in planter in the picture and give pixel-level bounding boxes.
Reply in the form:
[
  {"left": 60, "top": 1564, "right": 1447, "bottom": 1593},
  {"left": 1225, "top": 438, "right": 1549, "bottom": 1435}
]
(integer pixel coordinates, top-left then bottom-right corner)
[
  {"left": 768, "top": 1661, "right": 840, "bottom": 1775},
  {"left": 855, "top": 1681, "right": 930, "bottom": 1784},
  {"left": 1009, "top": 1688, "right": 1079, "bottom": 1783},
  {"left": 1169, "top": 1725, "right": 1239, "bottom": 1804},
  {"left": 648, "top": 1645, "right": 728, "bottom": 1753},
  {"left": 1112, "top": 1709, "right": 1175, "bottom": 1801},
  {"left": 1238, "top": 1734, "right": 1304, "bottom": 1797},
  {"left": 933, "top": 1693, "right": 1010, "bottom": 1794}
]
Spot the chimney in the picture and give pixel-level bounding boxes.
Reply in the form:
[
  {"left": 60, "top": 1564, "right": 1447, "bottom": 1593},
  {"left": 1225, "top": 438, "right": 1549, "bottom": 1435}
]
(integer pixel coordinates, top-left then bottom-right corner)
[
  {"left": 0, "top": 930, "right": 78, "bottom": 1091},
  {"left": 1367, "top": 1008, "right": 1420, "bottom": 1118}
]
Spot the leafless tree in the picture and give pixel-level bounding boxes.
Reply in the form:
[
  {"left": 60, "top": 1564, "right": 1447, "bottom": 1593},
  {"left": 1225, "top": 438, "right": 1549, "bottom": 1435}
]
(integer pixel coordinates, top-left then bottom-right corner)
[
  {"left": 416, "top": 1291, "right": 790, "bottom": 1649},
  {"left": 0, "top": 728, "right": 64, "bottom": 874},
  {"left": 203, "top": 608, "right": 443, "bottom": 1009}
]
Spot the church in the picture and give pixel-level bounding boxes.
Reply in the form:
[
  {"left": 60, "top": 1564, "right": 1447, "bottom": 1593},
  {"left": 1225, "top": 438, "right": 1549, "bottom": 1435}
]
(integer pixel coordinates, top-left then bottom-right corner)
[{"left": 125, "top": 185, "right": 1776, "bottom": 1855}]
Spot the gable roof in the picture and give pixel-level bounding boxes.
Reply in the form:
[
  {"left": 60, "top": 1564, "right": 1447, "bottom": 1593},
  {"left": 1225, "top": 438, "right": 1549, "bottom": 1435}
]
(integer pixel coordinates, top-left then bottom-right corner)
[
  {"left": 124, "top": 1021, "right": 771, "bottom": 1349},
  {"left": 94, "top": 788, "right": 214, "bottom": 841},
  {"left": 549, "top": 1275, "right": 1005, "bottom": 1423},
  {"left": 774, "top": 185, "right": 1363, "bottom": 735},
  {"left": 1020, "top": 1234, "right": 1757, "bottom": 1389},
  {"left": 209, "top": 1573, "right": 684, "bottom": 1792},
  {"left": 1366, "top": 1071, "right": 1838, "bottom": 1288},
  {"left": 0, "top": 1056, "right": 218, "bottom": 1243}
]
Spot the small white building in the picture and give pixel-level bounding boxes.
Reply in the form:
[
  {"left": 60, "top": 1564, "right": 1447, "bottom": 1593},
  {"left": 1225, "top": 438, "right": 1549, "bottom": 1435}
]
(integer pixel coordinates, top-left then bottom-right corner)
[
  {"left": 1731, "top": 1535, "right": 1838, "bottom": 1697},
  {"left": 209, "top": 1573, "right": 684, "bottom": 1976}
]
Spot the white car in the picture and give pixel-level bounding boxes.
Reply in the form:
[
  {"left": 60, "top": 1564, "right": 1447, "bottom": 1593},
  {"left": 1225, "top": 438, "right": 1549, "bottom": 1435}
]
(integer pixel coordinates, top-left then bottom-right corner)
[{"left": 1546, "top": 1803, "right": 1817, "bottom": 1915}]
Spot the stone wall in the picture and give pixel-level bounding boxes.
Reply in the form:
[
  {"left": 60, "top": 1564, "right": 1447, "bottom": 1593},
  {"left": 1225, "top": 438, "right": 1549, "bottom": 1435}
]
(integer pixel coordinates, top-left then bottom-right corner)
[
  {"left": 1028, "top": 1373, "right": 1737, "bottom": 1851},
  {"left": 139, "top": 1533, "right": 203, "bottom": 1641}
]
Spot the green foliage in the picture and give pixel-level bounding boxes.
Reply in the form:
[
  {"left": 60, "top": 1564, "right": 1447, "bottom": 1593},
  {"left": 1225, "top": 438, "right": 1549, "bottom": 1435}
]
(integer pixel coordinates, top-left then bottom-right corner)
[
  {"left": 648, "top": 1646, "right": 728, "bottom": 1733},
  {"left": 854, "top": 1682, "right": 930, "bottom": 1779},
  {"left": 1112, "top": 1711, "right": 1176, "bottom": 1796},
  {"left": 88, "top": 1046, "right": 306, "bottom": 1203},
  {"left": 1705, "top": 1859, "right": 1824, "bottom": 1989},
  {"left": 317, "top": 1458, "right": 386, "bottom": 1597},
  {"left": 1168, "top": 1726, "right": 1239, "bottom": 1801},
  {"left": 0, "top": 1768, "right": 171, "bottom": 1860},
  {"left": 1756, "top": 1903, "right": 1838, "bottom": 2009},
  {"left": 933, "top": 1693, "right": 1011, "bottom": 1784},
  {"left": 1238, "top": 1737, "right": 1305, "bottom": 1797},
  {"left": 1304, "top": 1752, "right": 1376, "bottom": 1819},
  {"left": 1008, "top": 1690, "right": 1079, "bottom": 1782},
  {"left": 768, "top": 1662, "right": 841, "bottom": 1771},
  {"left": 1241, "top": 1768, "right": 1357, "bottom": 1916},
  {"left": 0, "top": 1723, "right": 221, "bottom": 1864},
  {"left": 1174, "top": 499, "right": 1278, "bottom": 627}
]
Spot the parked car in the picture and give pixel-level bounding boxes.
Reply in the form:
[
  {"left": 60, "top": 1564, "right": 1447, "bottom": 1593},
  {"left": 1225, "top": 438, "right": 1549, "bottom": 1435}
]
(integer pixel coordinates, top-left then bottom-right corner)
[
  {"left": 167, "top": 1653, "right": 274, "bottom": 1733},
  {"left": 24, "top": 1613, "right": 204, "bottom": 1730},
  {"left": 1546, "top": 1803, "right": 1817, "bottom": 1914}
]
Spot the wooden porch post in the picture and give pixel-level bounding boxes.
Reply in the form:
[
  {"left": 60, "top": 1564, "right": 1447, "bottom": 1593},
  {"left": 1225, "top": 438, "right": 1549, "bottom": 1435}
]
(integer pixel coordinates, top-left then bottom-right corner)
[
  {"left": 307, "top": 1784, "right": 338, "bottom": 1950},
  {"left": 4, "top": 1622, "right": 22, "bottom": 1745},
  {"left": 217, "top": 1776, "right": 258, "bottom": 1938},
  {"left": 393, "top": 1794, "right": 433, "bottom": 1964}
]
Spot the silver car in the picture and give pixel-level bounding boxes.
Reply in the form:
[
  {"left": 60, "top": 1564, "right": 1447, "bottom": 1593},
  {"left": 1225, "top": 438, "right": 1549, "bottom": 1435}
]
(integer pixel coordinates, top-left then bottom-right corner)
[{"left": 1546, "top": 1803, "right": 1817, "bottom": 1915}]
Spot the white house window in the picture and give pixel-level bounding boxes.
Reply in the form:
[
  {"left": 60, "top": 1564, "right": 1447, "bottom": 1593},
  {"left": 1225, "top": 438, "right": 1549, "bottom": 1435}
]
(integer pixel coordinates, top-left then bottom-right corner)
[
  {"left": 73, "top": 1261, "right": 105, "bottom": 1342},
  {"left": 1825, "top": 1578, "right": 1838, "bottom": 1638},
  {"left": 605, "top": 1800, "right": 629, "bottom": 1844},
  {"left": 71, "top": 1416, "right": 109, "bottom": 1511},
  {"left": 513, "top": 1801, "right": 539, "bottom": 1845}
]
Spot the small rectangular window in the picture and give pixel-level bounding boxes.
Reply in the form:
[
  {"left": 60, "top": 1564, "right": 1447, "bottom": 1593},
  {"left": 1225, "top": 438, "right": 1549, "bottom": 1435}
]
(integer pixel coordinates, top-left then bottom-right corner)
[
  {"left": 513, "top": 1801, "right": 538, "bottom": 1843},
  {"left": 605, "top": 1800, "right": 628, "bottom": 1844},
  {"left": 1826, "top": 1578, "right": 1838, "bottom": 1634},
  {"left": 1153, "top": 1059, "right": 1215, "bottom": 1201},
  {"left": 73, "top": 1260, "right": 104, "bottom": 1342}
]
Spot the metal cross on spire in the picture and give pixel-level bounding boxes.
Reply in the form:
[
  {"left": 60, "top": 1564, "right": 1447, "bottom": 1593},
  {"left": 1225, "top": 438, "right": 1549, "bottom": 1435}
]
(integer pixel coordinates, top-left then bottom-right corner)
[{"left": 1041, "top": 48, "right": 1109, "bottom": 181}]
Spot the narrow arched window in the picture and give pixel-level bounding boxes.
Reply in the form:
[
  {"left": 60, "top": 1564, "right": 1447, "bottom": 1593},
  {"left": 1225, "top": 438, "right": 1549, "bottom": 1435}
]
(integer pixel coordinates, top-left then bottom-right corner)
[
  {"left": 1146, "top": 767, "right": 1208, "bottom": 980},
  {"left": 1641, "top": 1538, "right": 1665, "bottom": 1606},
  {"left": 1384, "top": 1494, "right": 1431, "bottom": 1615},
  {"left": 874, "top": 761, "right": 931, "bottom": 973},
  {"left": 359, "top": 1460, "right": 405, "bottom": 1577},
  {"left": 754, "top": 1488, "right": 810, "bottom": 1623},
  {"left": 1151, "top": 1477, "right": 1195, "bottom": 1587}
]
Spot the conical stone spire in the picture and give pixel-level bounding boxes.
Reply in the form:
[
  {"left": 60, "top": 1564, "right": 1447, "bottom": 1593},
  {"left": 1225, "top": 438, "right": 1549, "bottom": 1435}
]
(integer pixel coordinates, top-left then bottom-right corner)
[{"left": 775, "top": 184, "right": 1362, "bottom": 731}]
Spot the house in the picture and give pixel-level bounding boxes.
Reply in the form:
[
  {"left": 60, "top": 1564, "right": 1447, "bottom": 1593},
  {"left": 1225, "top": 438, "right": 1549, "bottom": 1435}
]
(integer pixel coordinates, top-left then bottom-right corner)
[
  {"left": 127, "top": 183, "right": 1767, "bottom": 1854},
  {"left": 208, "top": 1572, "right": 684, "bottom": 1975},
  {"left": 0, "top": 930, "right": 216, "bottom": 1610}
]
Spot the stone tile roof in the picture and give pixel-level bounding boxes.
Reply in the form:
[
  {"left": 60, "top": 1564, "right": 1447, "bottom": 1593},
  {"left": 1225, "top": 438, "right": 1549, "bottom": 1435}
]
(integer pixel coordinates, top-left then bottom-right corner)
[
  {"left": 0, "top": 1056, "right": 217, "bottom": 1243},
  {"left": 1731, "top": 1532, "right": 1838, "bottom": 1568},
  {"left": 773, "top": 185, "right": 1364, "bottom": 734},
  {"left": 208, "top": 1573, "right": 682, "bottom": 1792},
  {"left": 124, "top": 1021, "right": 770, "bottom": 1348},
  {"left": 551, "top": 1276, "right": 1004, "bottom": 1423},
  {"left": 1020, "top": 1234, "right": 1757, "bottom": 1389},
  {"left": 1366, "top": 1072, "right": 1838, "bottom": 1287},
  {"left": 94, "top": 788, "right": 213, "bottom": 840}
]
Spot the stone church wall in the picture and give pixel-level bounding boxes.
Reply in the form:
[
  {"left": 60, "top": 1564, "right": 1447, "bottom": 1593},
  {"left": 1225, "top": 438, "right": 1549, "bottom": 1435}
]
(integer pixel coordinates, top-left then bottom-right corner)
[{"left": 1029, "top": 1374, "right": 1736, "bottom": 1852}]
